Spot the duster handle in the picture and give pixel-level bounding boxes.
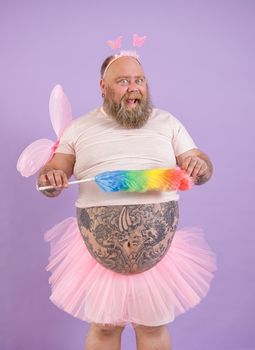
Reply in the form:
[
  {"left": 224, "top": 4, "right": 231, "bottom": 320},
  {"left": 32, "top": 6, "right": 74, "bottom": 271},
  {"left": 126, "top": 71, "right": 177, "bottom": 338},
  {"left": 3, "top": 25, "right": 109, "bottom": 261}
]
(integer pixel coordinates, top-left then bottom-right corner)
[{"left": 37, "top": 177, "right": 95, "bottom": 191}]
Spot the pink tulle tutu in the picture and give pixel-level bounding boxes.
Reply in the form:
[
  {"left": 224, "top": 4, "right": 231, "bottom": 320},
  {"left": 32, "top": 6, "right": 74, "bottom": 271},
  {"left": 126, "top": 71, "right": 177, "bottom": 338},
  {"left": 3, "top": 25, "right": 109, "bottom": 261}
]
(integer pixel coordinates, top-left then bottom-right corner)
[{"left": 44, "top": 217, "right": 216, "bottom": 326}]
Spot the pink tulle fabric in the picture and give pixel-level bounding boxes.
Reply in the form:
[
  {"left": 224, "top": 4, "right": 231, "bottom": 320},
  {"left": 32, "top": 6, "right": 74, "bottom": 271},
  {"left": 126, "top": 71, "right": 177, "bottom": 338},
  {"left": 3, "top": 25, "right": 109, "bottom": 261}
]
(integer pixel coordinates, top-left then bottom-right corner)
[{"left": 44, "top": 217, "right": 216, "bottom": 326}]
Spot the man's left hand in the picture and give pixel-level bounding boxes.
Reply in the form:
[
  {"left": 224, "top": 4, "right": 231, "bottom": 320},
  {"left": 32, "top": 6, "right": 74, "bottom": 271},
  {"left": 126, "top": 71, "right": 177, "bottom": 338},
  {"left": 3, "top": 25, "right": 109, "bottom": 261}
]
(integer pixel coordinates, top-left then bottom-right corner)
[
  {"left": 180, "top": 156, "right": 208, "bottom": 184},
  {"left": 176, "top": 149, "right": 213, "bottom": 185}
]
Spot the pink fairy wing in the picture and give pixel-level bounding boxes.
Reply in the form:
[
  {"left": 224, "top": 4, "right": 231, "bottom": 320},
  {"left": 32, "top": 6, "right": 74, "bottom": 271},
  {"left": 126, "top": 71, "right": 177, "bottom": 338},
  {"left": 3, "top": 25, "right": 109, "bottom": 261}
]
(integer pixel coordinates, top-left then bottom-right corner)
[
  {"left": 17, "top": 139, "right": 55, "bottom": 177},
  {"left": 106, "top": 36, "right": 123, "bottom": 49},
  {"left": 133, "top": 34, "right": 147, "bottom": 47},
  {"left": 49, "top": 84, "right": 72, "bottom": 138}
]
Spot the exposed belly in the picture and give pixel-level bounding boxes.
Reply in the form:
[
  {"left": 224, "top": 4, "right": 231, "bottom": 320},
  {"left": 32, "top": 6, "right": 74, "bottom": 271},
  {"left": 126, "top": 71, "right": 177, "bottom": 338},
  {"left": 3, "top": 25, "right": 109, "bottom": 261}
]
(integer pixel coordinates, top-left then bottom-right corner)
[{"left": 77, "top": 201, "right": 179, "bottom": 275}]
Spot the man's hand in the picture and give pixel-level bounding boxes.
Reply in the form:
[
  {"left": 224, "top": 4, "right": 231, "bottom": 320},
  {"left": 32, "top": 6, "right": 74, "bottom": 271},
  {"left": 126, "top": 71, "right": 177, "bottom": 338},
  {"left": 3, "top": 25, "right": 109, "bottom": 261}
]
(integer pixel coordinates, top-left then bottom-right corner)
[
  {"left": 180, "top": 155, "right": 208, "bottom": 177},
  {"left": 37, "top": 153, "right": 75, "bottom": 197},
  {"left": 176, "top": 149, "right": 213, "bottom": 185},
  {"left": 37, "top": 168, "right": 69, "bottom": 197}
]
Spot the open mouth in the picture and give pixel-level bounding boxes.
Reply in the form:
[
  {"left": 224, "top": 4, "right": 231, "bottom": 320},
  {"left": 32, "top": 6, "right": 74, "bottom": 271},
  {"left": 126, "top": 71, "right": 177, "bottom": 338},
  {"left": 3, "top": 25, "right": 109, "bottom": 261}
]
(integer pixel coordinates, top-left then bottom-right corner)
[{"left": 125, "top": 98, "right": 140, "bottom": 107}]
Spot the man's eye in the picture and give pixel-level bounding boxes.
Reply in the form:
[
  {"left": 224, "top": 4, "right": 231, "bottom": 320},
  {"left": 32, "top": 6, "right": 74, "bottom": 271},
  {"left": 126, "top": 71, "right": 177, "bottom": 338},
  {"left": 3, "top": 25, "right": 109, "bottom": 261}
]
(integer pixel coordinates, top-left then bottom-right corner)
[
  {"left": 136, "top": 79, "right": 144, "bottom": 85},
  {"left": 118, "top": 79, "right": 129, "bottom": 85}
]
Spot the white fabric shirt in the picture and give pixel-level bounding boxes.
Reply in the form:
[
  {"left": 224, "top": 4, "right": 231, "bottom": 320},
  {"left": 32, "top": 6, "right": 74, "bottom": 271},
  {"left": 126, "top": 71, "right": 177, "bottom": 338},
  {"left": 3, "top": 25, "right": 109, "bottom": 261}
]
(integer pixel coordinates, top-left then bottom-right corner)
[{"left": 56, "top": 107, "right": 197, "bottom": 208}]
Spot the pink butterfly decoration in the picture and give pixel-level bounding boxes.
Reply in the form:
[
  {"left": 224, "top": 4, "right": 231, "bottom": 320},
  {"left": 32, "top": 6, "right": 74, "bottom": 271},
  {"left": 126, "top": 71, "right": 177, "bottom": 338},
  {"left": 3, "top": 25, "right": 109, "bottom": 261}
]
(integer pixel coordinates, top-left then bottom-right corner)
[
  {"left": 133, "top": 34, "right": 147, "bottom": 47},
  {"left": 106, "top": 36, "right": 123, "bottom": 49},
  {"left": 17, "top": 84, "right": 72, "bottom": 177}
]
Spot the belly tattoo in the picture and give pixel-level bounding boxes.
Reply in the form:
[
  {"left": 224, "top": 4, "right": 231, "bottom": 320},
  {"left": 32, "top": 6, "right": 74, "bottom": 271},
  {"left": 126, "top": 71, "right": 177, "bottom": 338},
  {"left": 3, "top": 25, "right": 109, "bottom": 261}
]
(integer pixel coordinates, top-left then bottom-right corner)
[{"left": 77, "top": 201, "right": 179, "bottom": 274}]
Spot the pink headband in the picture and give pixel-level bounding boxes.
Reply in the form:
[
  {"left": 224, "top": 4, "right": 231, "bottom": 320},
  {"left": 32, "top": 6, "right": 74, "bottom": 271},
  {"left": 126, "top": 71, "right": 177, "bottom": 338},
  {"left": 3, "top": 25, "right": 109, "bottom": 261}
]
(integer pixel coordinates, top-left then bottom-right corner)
[
  {"left": 103, "top": 34, "right": 146, "bottom": 79},
  {"left": 102, "top": 50, "right": 141, "bottom": 79}
]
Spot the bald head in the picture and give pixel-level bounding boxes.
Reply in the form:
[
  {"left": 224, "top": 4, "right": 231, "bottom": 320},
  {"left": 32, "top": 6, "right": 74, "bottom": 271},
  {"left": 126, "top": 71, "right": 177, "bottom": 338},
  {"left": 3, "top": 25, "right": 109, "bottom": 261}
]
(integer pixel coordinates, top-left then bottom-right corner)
[
  {"left": 102, "top": 55, "right": 144, "bottom": 79},
  {"left": 100, "top": 51, "right": 142, "bottom": 77}
]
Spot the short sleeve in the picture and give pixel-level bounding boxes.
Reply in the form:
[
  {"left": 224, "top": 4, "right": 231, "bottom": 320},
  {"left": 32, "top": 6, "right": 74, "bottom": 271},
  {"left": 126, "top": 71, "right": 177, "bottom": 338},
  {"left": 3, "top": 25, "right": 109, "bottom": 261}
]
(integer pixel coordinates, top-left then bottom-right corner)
[
  {"left": 172, "top": 116, "right": 197, "bottom": 156},
  {"left": 55, "top": 123, "right": 75, "bottom": 155}
]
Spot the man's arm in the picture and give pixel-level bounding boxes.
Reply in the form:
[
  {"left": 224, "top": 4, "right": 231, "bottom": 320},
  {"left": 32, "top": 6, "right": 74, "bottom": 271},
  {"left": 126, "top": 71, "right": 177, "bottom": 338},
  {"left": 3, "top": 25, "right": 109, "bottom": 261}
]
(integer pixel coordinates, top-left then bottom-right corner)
[
  {"left": 37, "top": 153, "right": 75, "bottom": 197},
  {"left": 176, "top": 148, "right": 213, "bottom": 185}
]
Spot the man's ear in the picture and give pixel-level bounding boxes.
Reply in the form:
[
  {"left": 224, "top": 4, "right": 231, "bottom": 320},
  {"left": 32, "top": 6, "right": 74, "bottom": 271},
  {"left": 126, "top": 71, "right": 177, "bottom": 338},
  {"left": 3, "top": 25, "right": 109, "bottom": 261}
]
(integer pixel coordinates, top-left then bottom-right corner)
[{"left": 100, "top": 79, "right": 105, "bottom": 96}]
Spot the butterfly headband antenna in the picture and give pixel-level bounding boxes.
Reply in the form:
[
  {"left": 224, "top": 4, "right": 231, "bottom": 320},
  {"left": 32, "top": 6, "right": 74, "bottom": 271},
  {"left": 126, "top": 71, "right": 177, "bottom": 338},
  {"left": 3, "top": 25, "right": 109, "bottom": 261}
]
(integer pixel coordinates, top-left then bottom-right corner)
[{"left": 103, "top": 34, "right": 147, "bottom": 78}]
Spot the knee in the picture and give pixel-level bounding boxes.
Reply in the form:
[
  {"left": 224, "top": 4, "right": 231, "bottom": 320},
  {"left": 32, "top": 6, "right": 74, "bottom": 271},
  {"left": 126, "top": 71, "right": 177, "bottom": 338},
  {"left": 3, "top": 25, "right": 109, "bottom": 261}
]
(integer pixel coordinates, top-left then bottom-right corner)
[
  {"left": 91, "top": 323, "right": 125, "bottom": 337},
  {"left": 133, "top": 324, "right": 167, "bottom": 337}
]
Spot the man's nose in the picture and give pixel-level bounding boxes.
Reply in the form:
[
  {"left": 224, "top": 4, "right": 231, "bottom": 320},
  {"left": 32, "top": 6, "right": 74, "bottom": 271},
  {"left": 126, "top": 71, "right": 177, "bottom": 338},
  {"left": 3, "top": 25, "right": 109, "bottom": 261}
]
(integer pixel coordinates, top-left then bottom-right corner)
[{"left": 127, "top": 80, "right": 139, "bottom": 92}]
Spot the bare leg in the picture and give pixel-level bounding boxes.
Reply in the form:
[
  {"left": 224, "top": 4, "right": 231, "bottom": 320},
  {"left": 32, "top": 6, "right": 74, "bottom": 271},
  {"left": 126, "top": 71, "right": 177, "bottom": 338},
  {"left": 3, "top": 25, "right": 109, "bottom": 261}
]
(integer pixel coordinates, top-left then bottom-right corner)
[
  {"left": 133, "top": 324, "right": 172, "bottom": 350},
  {"left": 85, "top": 323, "right": 125, "bottom": 350}
]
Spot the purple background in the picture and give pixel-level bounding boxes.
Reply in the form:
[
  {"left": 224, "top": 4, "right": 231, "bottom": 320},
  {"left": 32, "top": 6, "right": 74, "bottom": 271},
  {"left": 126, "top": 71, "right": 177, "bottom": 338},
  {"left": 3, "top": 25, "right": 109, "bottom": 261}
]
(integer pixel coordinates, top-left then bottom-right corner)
[{"left": 1, "top": 0, "right": 254, "bottom": 349}]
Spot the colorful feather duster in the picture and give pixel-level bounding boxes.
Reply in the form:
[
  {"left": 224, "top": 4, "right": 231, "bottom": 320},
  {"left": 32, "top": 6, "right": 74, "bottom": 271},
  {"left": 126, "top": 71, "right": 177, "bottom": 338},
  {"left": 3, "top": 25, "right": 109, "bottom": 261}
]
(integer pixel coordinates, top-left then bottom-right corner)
[{"left": 37, "top": 167, "right": 192, "bottom": 193}]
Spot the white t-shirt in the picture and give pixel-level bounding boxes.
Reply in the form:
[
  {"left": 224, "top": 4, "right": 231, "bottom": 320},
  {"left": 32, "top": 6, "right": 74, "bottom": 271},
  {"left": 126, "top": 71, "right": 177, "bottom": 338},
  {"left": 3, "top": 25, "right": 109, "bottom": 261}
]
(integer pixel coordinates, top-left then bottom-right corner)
[{"left": 56, "top": 107, "right": 197, "bottom": 208}]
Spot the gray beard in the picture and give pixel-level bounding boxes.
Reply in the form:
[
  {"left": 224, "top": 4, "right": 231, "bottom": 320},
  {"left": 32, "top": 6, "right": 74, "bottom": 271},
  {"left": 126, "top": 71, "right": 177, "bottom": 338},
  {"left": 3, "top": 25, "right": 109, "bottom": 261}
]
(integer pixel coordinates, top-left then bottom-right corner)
[{"left": 103, "top": 90, "right": 153, "bottom": 129}]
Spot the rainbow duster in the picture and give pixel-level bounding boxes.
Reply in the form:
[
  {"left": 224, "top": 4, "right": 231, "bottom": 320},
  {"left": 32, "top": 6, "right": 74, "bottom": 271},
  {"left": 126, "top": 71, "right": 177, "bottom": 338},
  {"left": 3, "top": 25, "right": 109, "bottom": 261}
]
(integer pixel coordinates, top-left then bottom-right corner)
[
  {"left": 94, "top": 168, "right": 192, "bottom": 192},
  {"left": 38, "top": 167, "right": 193, "bottom": 193}
]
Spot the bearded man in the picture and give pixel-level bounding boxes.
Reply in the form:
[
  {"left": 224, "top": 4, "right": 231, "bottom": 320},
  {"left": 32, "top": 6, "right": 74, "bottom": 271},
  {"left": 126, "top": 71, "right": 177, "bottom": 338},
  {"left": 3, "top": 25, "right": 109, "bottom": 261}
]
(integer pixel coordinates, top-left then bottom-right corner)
[{"left": 37, "top": 52, "right": 215, "bottom": 350}]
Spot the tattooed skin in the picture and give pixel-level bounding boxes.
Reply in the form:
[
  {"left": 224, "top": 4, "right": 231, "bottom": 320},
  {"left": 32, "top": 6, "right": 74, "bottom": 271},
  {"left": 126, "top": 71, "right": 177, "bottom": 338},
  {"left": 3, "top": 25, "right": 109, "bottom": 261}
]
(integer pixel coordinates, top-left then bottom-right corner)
[{"left": 77, "top": 201, "right": 179, "bottom": 274}]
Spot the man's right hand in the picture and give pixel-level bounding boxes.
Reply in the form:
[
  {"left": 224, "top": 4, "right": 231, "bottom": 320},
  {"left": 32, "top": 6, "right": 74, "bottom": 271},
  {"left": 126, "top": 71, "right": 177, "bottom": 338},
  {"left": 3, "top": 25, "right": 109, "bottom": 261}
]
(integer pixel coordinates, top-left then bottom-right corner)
[
  {"left": 37, "top": 168, "right": 69, "bottom": 197},
  {"left": 37, "top": 153, "right": 75, "bottom": 197}
]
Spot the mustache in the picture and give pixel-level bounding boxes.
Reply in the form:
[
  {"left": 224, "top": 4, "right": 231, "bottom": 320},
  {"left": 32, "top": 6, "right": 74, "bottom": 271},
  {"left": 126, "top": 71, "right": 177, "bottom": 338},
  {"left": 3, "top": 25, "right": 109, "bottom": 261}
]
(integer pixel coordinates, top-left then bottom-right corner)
[{"left": 121, "top": 91, "right": 143, "bottom": 101}]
